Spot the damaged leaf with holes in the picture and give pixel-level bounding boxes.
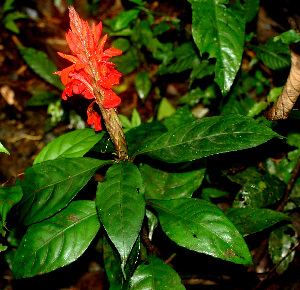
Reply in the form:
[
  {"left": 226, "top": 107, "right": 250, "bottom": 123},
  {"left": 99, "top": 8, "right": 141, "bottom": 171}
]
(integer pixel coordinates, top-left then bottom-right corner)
[
  {"left": 229, "top": 169, "right": 286, "bottom": 208},
  {"left": 269, "top": 224, "right": 298, "bottom": 274}
]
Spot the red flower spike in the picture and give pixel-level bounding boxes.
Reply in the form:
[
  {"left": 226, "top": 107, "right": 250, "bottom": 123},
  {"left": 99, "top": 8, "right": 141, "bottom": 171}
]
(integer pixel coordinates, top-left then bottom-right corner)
[{"left": 54, "top": 6, "right": 123, "bottom": 131}]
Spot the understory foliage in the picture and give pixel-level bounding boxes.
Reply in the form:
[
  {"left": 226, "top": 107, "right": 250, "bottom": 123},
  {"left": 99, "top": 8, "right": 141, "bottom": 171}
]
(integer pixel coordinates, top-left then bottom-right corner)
[{"left": 1, "top": 0, "right": 300, "bottom": 288}]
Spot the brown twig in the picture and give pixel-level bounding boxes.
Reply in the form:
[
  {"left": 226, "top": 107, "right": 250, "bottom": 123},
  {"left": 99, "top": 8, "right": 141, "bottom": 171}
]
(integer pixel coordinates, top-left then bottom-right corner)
[
  {"left": 253, "top": 153, "right": 300, "bottom": 289},
  {"left": 276, "top": 153, "right": 300, "bottom": 212},
  {"left": 254, "top": 240, "right": 300, "bottom": 289}
]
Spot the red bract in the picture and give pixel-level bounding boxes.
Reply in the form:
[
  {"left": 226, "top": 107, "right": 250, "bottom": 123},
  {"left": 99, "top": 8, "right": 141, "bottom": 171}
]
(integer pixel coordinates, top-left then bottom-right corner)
[{"left": 54, "top": 6, "right": 122, "bottom": 131}]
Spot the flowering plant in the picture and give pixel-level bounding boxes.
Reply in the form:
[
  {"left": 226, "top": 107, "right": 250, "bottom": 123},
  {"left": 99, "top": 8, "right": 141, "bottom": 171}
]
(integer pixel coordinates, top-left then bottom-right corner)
[
  {"left": 55, "top": 6, "right": 127, "bottom": 158},
  {"left": 1, "top": 4, "right": 296, "bottom": 289}
]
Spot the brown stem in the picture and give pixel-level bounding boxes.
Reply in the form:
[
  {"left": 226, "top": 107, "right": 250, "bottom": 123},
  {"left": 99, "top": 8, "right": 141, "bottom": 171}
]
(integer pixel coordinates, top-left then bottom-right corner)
[
  {"left": 92, "top": 86, "right": 128, "bottom": 160},
  {"left": 254, "top": 241, "right": 300, "bottom": 289}
]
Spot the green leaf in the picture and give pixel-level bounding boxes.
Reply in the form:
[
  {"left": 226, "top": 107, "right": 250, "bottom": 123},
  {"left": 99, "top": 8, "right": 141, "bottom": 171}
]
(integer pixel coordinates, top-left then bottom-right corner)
[
  {"left": 269, "top": 224, "right": 298, "bottom": 274},
  {"left": 149, "top": 198, "right": 253, "bottom": 265},
  {"left": 157, "top": 42, "right": 200, "bottom": 75},
  {"left": 25, "top": 89, "right": 59, "bottom": 107},
  {"left": 177, "top": 86, "right": 216, "bottom": 107},
  {"left": 16, "top": 157, "right": 112, "bottom": 226},
  {"left": 273, "top": 29, "right": 300, "bottom": 44},
  {"left": 201, "top": 187, "right": 229, "bottom": 201},
  {"left": 0, "top": 185, "right": 23, "bottom": 226},
  {"left": 113, "top": 47, "right": 140, "bottom": 74},
  {"left": 227, "top": 208, "right": 290, "bottom": 236},
  {"left": 146, "top": 209, "right": 158, "bottom": 241},
  {"left": 129, "top": 0, "right": 145, "bottom": 6},
  {"left": 103, "top": 234, "right": 140, "bottom": 289},
  {"left": 140, "top": 164, "right": 205, "bottom": 200},
  {"left": 96, "top": 161, "right": 145, "bottom": 270},
  {"left": 130, "top": 255, "right": 185, "bottom": 289},
  {"left": 251, "top": 40, "right": 290, "bottom": 70},
  {"left": 163, "top": 106, "right": 196, "bottom": 131},
  {"left": 108, "top": 9, "right": 140, "bottom": 31},
  {"left": 111, "top": 38, "right": 131, "bottom": 52},
  {"left": 188, "top": 0, "right": 245, "bottom": 94},
  {"left": 153, "top": 21, "right": 170, "bottom": 35},
  {"left": 189, "top": 59, "right": 215, "bottom": 86},
  {"left": 134, "top": 71, "right": 152, "bottom": 100},
  {"left": 20, "top": 47, "right": 64, "bottom": 90},
  {"left": 0, "top": 142, "right": 9, "bottom": 155},
  {"left": 126, "top": 121, "right": 168, "bottom": 157},
  {"left": 157, "top": 97, "right": 176, "bottom": 121},
  {"left": 4, "top": 20, "right": 20, "bottom": 33},
  {"left": 244, "top": 0, "right": 260, "bottom": 22},
  {"left": 232, "top": 174, "right": 286, "bottom": 208},
  {"left": 34, "top": 129, "right": 104, "bottom": 164},
  {"left": 134, "top": 114, "right": 281, "bottom": 163},
  {"left": 131, "top": 108, "right": 142, "bottom": 128},
  {"left": 138, "top": 19, "right": 163, "bottom": 55},
  {"left": 12, "top": 200, "right": 100, "bottom": 279},
  {"left": 3, "top": 0, "right": 15, "bottom": 14}
]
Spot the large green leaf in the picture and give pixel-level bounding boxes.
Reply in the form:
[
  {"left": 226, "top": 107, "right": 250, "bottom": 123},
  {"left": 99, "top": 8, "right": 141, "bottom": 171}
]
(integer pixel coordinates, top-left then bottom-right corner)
[
  {"left": 16, "top": 157, "right": 112, "bottom": 226},
  {"left": 34, "top": 129, "right": 104, "bottom": 164},
  {"left": 12, "top": 200, "right": 100, "bottom": 279},
  {"left": 149, "top": 198, "right": 253, "bottom": 265},
  {"left": 140, "top": 164, "right": 205, "bottom": 200},
  {"left": 227, "top": 208, "right": 290, "bottom": 236},
  {"left": 103, "top": 234, "right": 140, "bottom": 289},
  {"left": 134, "top": 114, "right": 281, "bottom": 163},
  {"left": 126, "top": 120, "right": 168, "bottom": 157},
  {"left": 188, "top": 0, "right": 245, "bottom": 94},
  {"left": 96, "top": 161, "right": 145, "bottom": 271},
  {"left": 20, "top": 47, "right": 64, "bottom": 90},
  {"left": 130, "top": 255, "right": 185, "bottom": 289},
  {"left": 163, "top": 105, "right": 196, "bottom": 131},
  {"left": 0, "top": 185, "right": 23, "bottom": 226}
]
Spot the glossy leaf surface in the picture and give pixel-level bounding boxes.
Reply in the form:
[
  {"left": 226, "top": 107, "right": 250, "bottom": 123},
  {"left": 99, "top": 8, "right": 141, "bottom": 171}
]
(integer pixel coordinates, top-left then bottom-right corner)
[
  {"left": 134, "top": 114, "right": 281, "bottom": 163},
  {"left": 16, "top": 157, "right": 112, "bottom": 226},
  {"left": 34, "top": 129, "right": 104, "bottom": 164},
  {"left": 149, "top": 198, "right": 253, "bottom": 265},
  {"left": 188, "top": 0, "right": 245, "bottom": 94},
  {"left": 103, "top": 234, "right": 140, "bottom": 289},
  {"left": 126, "top": 121, "right": 168, "bottom": 157},
  {"left": 130, "top": 255, "right": 185, "bottom": 289},
  {"left": 163, "top": 106, "right": 196, "bottom": 131},
  {"left": 227, "top": 208, "right": 289, "bottom": 236},
  {"left": 96, "top": 161, "right": 145, "bottom": 270},
  {"left": 12, "top": 201, "right": 100, "bottom": 279},
  {"left": 140, "top": 164, "right": 205, "bottom": 200}
]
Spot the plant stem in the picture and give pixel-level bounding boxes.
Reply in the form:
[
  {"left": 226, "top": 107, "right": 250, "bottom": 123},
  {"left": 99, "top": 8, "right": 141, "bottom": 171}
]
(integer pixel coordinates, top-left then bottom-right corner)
[{"left": 92, "top": 85, "right": 128, "bottom": 160}]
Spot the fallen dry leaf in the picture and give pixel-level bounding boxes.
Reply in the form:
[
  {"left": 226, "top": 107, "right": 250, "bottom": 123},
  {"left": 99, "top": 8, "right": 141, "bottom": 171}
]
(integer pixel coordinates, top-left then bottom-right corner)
[{"left": 265, "top": 45, "right": 300, "bottom": 120}]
